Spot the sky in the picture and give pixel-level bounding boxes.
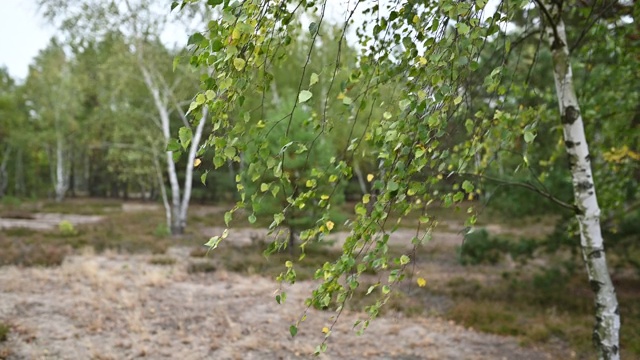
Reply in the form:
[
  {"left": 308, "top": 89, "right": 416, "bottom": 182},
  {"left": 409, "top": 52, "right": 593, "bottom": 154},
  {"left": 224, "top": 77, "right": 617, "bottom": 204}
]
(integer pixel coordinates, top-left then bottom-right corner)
[
  {"left": 0, "top": 1, "right": 56, "bottom": 81},
  {"left": 0, "top": 0, "right": 500, "bottom": 82}
]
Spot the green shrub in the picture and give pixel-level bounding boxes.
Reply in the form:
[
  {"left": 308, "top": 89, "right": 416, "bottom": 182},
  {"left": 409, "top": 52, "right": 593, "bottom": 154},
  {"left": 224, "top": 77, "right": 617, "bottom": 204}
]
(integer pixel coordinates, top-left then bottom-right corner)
[
  {"left": 458, "top": 229, "right": 504, "bottom": 265},
  {"left": 58, "top": 220, "right": 77, "bottom": 236},
  {"left": 458, "top": 228, "right": 539, "bottom": 266},
  {"left": 153, "top": 223, "right": 171, "bottom": 238}
]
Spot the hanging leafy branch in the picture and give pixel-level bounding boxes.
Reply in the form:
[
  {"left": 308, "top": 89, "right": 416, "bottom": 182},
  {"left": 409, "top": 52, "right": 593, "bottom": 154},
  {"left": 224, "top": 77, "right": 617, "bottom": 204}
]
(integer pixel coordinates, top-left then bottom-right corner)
[{"left": 178, "top": 0, "right": 632, "bottom": 357}]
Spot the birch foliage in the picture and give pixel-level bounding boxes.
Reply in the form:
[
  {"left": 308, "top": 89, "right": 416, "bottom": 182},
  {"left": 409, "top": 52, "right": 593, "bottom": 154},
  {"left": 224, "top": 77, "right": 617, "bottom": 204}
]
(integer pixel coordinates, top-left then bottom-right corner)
[{"left": 191, "top": 0, "right": 630, "bottom": 357}]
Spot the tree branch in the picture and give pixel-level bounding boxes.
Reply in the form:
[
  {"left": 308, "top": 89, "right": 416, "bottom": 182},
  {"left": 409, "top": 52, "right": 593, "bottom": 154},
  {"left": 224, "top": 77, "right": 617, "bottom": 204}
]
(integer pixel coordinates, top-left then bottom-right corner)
[
  {"left": 465, "top": 172, "right": 579, "bottom": 212},
  {"left": 534, "top": 0, "right": 563, "bottom": 48}
]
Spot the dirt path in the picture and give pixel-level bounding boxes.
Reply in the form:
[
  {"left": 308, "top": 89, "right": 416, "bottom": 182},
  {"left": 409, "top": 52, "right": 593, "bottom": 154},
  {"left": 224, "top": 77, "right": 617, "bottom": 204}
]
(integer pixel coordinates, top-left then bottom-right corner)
[{"left": 0, "top": 247, "right": 555, "bottom": 360}]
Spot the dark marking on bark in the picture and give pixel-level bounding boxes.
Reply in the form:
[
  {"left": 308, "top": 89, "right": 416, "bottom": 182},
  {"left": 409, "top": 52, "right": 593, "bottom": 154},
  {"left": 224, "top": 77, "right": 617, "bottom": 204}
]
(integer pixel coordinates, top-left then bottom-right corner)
[
  {"left": 612, "top": 345, "right": 619, "bottom": 355},
  {"left": 565, "top": 140, "right": 575, "bottom": 148},
  {"left": 577, "top": 181, "right": 593, "bottom": 192},
  {"left": 584, "top": 153, "right": 590, "bottom": 162},
  {"left": 588, "top": 191, "right": 594, "bottom": 196},
  {"left": 551, "top": 38, "right": 564, "bottom": 50},
  {"left": 562, "top": 106, "right": 580, "bottom": 124},
  {"left": 589, "top": 279, "right": 603, "bottom": 292},
  {"left": 588, "top": 249, "right": 603, "bottom": 259},
  {"left": 615, "top": 306, "right": 620, "bottom": 315}
]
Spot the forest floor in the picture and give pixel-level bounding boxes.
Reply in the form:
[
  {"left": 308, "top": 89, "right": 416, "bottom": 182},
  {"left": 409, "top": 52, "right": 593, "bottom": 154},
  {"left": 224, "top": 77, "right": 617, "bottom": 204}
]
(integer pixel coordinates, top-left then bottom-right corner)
[{"left": 0, "top": 199, "right": 636, "bottom": 359}]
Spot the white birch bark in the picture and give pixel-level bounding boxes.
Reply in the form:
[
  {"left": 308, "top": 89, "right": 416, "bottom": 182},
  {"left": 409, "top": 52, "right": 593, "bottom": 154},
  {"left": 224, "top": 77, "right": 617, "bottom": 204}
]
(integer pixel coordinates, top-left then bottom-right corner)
[
  {"left": 140, "top": 65, "right": 184, "bottom": 234},
  {"left": 54, "top": 132, "right": 69, "bottom": 202},
  {"left": 152, "top": 149, "right": 172, "bottom": 230},
  {"left": 140, "top": 64, "right": 208, "bottom": 235},
  {"left": 177, "top": 106, "right": 208, "bottom": 232},
  {"left": 353, "top": 161, "right": 368, "bottom": 195},
  {"left": 542, "top": 5, "right": 620, "bottom": 359}
]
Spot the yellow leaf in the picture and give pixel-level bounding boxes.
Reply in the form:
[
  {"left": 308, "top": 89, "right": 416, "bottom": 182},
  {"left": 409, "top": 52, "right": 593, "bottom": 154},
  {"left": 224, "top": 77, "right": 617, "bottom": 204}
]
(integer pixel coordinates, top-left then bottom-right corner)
[
  {"left": 366, "top": 174, "right": 374, "bottom": 182},
  {"left": 326, "top": 221, "right": 334, "bottom": 231},
  {"left": 417, "top": 277, "right": 427, "bottom": 287},
  {"left": 362, "top": 194, "right": 370, "bottom": 204},
  {"left": 322, "top": 326, "right": 330, "bottom": 334},
  {"left": 320, "top": 194, "right": 329, "bottom": 200},
  {"left": 194, "top": 158, "right": 202, "bottom": 167}
]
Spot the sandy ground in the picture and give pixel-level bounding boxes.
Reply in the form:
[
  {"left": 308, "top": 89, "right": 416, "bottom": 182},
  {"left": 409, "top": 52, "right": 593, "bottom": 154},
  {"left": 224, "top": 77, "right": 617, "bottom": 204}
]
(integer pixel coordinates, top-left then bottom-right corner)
[
  {"left": 0, "top": 204, "right": 560, "bottom": 359},
  {"left": 0, "top": 244, "right": 559, "bottom": 360}
]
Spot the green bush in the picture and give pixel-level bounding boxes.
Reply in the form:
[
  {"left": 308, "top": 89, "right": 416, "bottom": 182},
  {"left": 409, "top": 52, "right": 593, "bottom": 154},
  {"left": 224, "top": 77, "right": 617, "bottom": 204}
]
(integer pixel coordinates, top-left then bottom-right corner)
[
  {"left": 58, "top": 220, "right": 77, "bottom": 236},
  {"left": 153, "top": 223, "right": 171, "bottom": 238},
  {"left": 458, "top": 228, "right": 538, "bottom": 265},
  {"left": 458, "top": 229, "right": 504, "bottom": 265}
]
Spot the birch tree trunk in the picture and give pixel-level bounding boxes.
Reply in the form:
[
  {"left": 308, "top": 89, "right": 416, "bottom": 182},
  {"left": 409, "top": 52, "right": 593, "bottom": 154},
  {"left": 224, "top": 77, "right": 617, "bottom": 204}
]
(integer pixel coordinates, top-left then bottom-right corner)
[
  {"left": 177, "top": 106, "right": 208, "bottom": 233},
  {"left": 140, "top": 64, "right": 208, "bottom": 236},
  {"left": 140, "top": 65, "right": 183, "bottom": 234},
  {"left": 54, "top": 132, "right": 69, "bottom": 202},
  {"left": 542, "top": 3, "right": 620, "bottom": 358}
]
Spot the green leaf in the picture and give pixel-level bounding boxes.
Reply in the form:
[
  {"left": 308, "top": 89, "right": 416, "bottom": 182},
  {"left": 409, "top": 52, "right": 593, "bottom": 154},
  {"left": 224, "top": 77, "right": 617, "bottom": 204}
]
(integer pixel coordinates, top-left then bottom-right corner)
[
  {"left": 309, "top": 72, "right": 319, "bottom": 86},
  {"left": 457, "top": 23, "right": 470, "bottom": 35},
  {"left": 195, "top": 93, "right": 206, "bottom": 105},
  {"left": 204, "top": 235, "right": 221, "bottom": 249},
  {"left": 200, "top": 171, "right": 208, "bottom": 185},
  {"left": 399, "top": 99, "right": 411, "bottom": 111},
  {"left": 289, "top": 325, "right": 298, "bottom": 337},
  {"left": 342, "top": 96, "right": 353, "bottom": 105},
  {"left": 224, "top": 211, "right": 232, "bottom": 226},
  {"left": 248, "top": 213, "right": 257, "bottom": 224},
  {"left": 166, "top": 138, "right": 181, "bottom": 152},
  {"left": 298, "top": 90, "right": 313, "bottom": 103},
  {"left": 187, "top": 33, "right": 205, "bottom": 46},
  {"left": 387, "top": 181, "right": 399, "bottom": 191},
  {"left": 309, "top": 21, "right": 319, "bottom": 35},
  {"left": 179, "top": 127, "right": 193, "bottom": 150},
  {"left": 400, "top": 255, "right": 410, "bottom": 265},
  {"left": 524, "top": 131, "right": 536, "bottom": 143},
  {"left": 462, "top": 180, "right": 474, "bottom": 193},
  {"left": 233, "top": 57, "right": 246, "bottom": 71}
]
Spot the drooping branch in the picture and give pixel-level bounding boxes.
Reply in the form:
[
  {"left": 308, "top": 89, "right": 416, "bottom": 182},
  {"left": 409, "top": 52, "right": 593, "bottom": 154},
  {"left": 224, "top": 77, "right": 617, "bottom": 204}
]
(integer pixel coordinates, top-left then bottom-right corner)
[{"left": 464, "top": 172, "right": 579, "bottom": 212}]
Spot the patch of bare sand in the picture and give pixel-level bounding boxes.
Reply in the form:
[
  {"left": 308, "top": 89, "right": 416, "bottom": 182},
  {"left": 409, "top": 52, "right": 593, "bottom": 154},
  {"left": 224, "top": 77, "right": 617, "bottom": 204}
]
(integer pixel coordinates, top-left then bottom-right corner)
[
  {"left": 0, "top": 247, "right": 555, "bottom": 360},
  {"left": 0, "top": 213, "right": 104, "bottom": 231}
]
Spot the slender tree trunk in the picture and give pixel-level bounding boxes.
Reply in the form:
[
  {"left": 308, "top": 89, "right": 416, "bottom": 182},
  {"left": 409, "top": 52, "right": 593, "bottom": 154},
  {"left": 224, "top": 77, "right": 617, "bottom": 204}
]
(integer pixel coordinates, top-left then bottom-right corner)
[
  {"left": 0, "top": 145, "right": 12, "bottom": 198},
  {"left": 178, "top": 106, "right": 208, "bottom": 234},
  {"left": 353, "top": 161, "right": 368, "bottom": 195},
  {"left": 140, "top": 65, "right": 183, "bottom": 235},
  {"left": 54, "top": 133, "right": 68, "bottom": 202},
  {"left": 14, "top": 148, "right": 24, "bottom": 196},
  {"left": 542, "top": 5, "right": 620, "bottom": 359},
  {"left": 153, "top": 152, "right": 172, "bottom": 231}
]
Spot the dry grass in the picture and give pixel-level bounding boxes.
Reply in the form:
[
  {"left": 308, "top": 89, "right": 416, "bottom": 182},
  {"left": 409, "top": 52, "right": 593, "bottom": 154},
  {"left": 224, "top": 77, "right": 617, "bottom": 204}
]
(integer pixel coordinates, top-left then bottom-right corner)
[{"left": 1, "top": 199, "right": 638, "bottom": 358}]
